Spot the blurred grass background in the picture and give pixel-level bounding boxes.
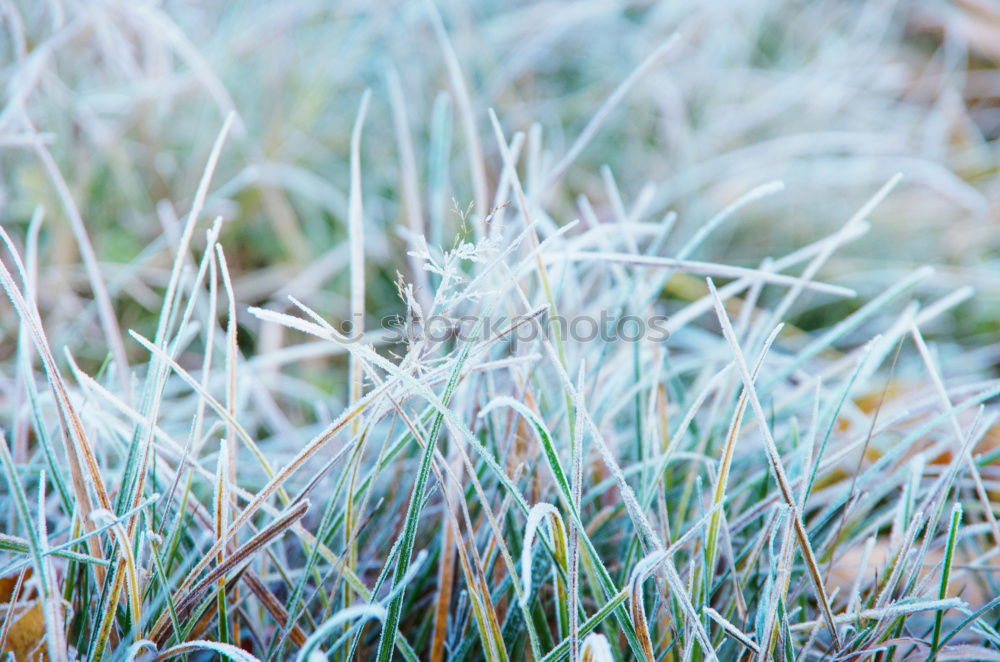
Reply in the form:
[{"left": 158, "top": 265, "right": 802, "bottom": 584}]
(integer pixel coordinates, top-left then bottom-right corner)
[{"left": 2, "top": 0, "right": 998, "bottom": 377}]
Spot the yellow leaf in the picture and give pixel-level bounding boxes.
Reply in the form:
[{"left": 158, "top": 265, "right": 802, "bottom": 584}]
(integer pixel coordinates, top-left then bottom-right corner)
[{"left": 1, "top": 570, "right": 47, "bottom": 662}]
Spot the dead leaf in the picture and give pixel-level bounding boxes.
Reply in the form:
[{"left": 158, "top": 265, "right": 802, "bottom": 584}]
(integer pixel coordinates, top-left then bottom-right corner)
[
  {"left": 2, "top": 603, "right": 46, "bottom": 662},
  {"left": 1, "top": 570, "right": 47, "bottom": 662}
]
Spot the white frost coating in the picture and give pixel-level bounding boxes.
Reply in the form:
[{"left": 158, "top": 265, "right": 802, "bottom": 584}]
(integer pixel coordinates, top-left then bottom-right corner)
[
  {"left": 579, "top": 633, "right": 615, "bottom": 662},
  {"left": 296, "top": 605, "right": 387, "bottom": 662},
  {"left": 520, "top": 502, "right": 562, "bottom": 607}
]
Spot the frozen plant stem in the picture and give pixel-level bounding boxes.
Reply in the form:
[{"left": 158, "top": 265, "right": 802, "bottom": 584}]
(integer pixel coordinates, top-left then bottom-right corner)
[{"left": 708, "top": 278, "right": 842, "bottom": 649}]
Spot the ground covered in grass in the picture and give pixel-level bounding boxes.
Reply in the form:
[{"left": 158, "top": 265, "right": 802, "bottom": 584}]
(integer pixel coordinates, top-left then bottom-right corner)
[{"left": 1, "top": 1, "right": 999, "bottom": 660}]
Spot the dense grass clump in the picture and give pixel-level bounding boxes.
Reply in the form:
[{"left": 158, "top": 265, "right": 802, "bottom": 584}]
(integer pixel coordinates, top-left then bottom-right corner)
[{"left": 1, "top": 1, "right": 999, "bottom": 660}]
